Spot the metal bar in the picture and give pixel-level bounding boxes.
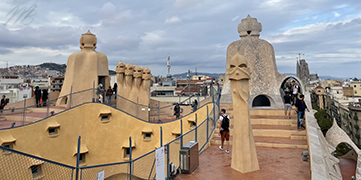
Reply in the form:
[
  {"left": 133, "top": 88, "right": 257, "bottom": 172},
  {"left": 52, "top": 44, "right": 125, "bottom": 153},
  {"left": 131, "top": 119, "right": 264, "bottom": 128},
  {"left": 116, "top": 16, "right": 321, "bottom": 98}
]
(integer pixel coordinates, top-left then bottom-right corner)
[
  {"left": 69, "top": 86, "right": 73, "bottom": 108},
  {"left": 148, "top": 159, "right": 156, "bottom": 180},
  {"left": 158, "top": 101, "right": 160, "bottom": 121},
  {"left": 195, "top": 113, "right": 197, "bottom": 142},
  {"left": 22, "top": 98, "right": 26, "bottom": 126},
  {"left": 129, "top": 136, "right": 132, "bottom": 180},
  {"left": 207, "top": 106, "right": 209, "bottom": 139},
  {"left": 166, "top": 144, "right": 170, "bottom": 179},
  {"left": 180, "top": 119, "right": 183, "bottom": 147},
  {"left": 137, "top": 97, "right": 139, "bottom": 118},
  {"left": 92, "top": 81, "right": 95, "bottom": 102},
  {"left": 160, "top": 126, "right": 163, "bottom": 147},
  {"left": 75, "top": 136, "right": 81, "bottom": 180},
  {"left": 47, "top": 93, "right": 49, "bottom": 117}
]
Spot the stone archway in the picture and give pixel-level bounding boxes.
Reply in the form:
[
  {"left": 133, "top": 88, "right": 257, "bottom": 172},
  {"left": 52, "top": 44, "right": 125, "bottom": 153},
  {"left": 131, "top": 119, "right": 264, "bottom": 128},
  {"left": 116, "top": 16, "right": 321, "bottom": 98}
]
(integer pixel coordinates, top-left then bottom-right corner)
[
  {"left": 280, "top": 75, "right": 304, "bottom": 95},
  {"left": 252, "top": 95, "right": 271, "bottom": 107}
]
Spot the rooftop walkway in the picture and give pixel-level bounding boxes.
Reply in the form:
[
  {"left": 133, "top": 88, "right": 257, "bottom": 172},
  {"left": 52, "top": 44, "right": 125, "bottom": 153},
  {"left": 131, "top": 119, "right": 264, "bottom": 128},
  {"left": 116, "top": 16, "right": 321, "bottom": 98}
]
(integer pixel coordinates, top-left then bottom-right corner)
[{"left": 175, "top": 145, "right": 311, "bottom": 180}]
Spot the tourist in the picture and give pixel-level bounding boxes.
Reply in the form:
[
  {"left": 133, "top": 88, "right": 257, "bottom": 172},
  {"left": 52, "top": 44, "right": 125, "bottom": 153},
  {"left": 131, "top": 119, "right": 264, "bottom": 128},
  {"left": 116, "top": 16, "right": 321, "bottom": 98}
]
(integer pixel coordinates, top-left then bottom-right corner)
[
  {"left": 191, "top": 99, "right": 198, "bottom": 112},
  {"left": 0, "top": 95, "right": 7, "bottom": 113},
  {"left": 283, "top": 91, "right": 292, "bottom": 119},
  {"left": 174, "top": 103, "right": 180, "bottom": 119},
  {"left": 42, "top": 89, "right": 48, "bottom": 107},
  {"left": 219, "top": 109, "right": 230, "bottom": 154},
  {"left": 292, "top": 81, "right": 299, "bottom": 105},
  {"left": 113, "top": 83, "right": 117, "bottom": 99},
  {"left": 35, "top": 86, "right": 42, "bottom": 107},
  {"left": 295, "top": 94, "right": 309, "bottom": 130},
  {"left": 106, "top": 86, "right": 113, "bottom": 105},
  {"left": 96, "top": 84, "right": 104, "bottom": 103}
]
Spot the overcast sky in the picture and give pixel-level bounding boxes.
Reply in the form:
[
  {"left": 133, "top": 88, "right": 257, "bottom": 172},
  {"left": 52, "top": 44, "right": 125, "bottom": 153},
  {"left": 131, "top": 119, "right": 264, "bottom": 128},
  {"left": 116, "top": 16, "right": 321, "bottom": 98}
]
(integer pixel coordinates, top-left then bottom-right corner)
[{"left": 0, "top": 0, "right": 360, "bottom": 78}]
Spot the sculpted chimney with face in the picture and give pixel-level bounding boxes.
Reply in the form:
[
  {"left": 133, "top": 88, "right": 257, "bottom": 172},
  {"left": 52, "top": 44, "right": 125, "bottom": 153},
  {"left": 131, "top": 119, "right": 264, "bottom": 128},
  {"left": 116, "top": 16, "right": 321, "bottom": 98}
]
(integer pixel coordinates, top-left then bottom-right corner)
[
  {"left": 125, "top": 63, "right": 134, "bottom": 76},
  {"left": 133, "top": 65, "right": 143, "bottom": 78},
  {"left": 228, "top": 52, "right": 259, "bottom": 173},
  {"left": 228, "top": 52, "right": 251, "bottom": 81},
  {"left": 116, "top": 61, "right": 125, "bottom": 74},
  {"left": 142, "top": 67, "right": 151, "bottom": 80}
]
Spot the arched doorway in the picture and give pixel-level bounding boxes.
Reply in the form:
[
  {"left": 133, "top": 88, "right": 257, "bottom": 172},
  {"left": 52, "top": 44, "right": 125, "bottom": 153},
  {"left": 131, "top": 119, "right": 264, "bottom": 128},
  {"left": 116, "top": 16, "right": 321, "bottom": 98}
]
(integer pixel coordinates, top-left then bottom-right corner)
[{"left": 252, "top": 95, "right": 271, "bottom": 107}]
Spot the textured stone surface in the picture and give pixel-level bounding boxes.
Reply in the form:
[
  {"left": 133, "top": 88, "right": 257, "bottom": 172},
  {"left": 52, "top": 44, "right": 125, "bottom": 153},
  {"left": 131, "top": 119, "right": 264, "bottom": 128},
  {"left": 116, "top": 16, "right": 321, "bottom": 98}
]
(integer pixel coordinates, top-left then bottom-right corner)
[{"left": 221, "top": 15, "right": 305, "bottom": 109}]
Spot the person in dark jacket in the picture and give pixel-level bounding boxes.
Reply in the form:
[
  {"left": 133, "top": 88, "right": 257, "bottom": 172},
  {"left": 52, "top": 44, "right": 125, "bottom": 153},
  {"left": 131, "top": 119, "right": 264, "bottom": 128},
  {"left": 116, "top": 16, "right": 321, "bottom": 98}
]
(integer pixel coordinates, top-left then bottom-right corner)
[
  {"left": 0, "top": 95, "right": 7, "bottom": 113},
  {"left": 35, "top": 86, "right": 42, "bottom": 107},
  {"left": 295, "top": 94, "right": 310, "bottom": 130},
  {"left": 191, "top": 100, "right": 198, "bottom": 112},
  {"left": 42, "top": 89, "right": 48, "bottom": 107},
  {"left": 174, "top": 103, "right": 180, "bottom": 119},
  {"left": 113, "top": 83, "right": 117, "bottom": 99}
]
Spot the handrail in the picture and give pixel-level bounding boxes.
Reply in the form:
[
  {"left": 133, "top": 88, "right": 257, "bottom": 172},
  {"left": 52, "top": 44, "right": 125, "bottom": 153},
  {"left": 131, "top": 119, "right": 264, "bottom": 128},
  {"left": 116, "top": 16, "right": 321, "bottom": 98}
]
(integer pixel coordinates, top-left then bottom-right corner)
[{"left": 0, "top": 146, "right": 76, "bottom": 169}]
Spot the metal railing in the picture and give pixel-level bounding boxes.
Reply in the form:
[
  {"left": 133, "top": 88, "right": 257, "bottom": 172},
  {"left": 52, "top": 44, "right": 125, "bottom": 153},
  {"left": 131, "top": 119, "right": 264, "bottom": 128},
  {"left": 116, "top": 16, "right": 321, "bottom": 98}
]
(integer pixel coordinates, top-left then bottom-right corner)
[
  {"left": 0, "top": 83, "right": 214, "bottom": 129},
  {"left": 0, "top": 83, "right": 221, "bottom": 180}
]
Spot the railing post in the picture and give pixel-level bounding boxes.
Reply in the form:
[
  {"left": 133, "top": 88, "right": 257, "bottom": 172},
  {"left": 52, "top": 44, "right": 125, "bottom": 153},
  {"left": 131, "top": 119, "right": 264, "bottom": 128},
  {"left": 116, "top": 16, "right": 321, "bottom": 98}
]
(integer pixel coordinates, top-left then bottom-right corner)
[
  {"left": 166, "top": 144, "right": 170, "bottom": 179},
  {"left": 207, "top": 106, "right": 209, "bottom": 139},
  {"left": 75, "top": 136, "right": 81, "bottom": 180},
  {"left": 69, "top": 86, "right": 73, "bottom": 108},
  {"left": 179, "top": 95, "right": 181, "bottom": 104},
  {"left": 158, "top": 101, "right": 160, "bottom": 121},
  {"left": 195, "top": 113, "right": 197, "bottom": 142},
  {"left": 160, "top": 126, "right": 163, "bottom": 147},
  {"left": 92, "top": 81, "right": 95, "bottom": 102},
  {"left": 22, "top": 97, "right": 26, "bottom": 126},
  {"left": 116, "top": 94, "right": 118, "bottom": 109},
  {"left": 136, "top": 97, "right": 139, "bottom": 118},
  {"left": 47, "top": 93, "right": 49, "bottom": 117},
  {"left": 180, "top": 119, "right": 183, "bottom": 147},
  {"left": 129, "top": 136, "right": 132, "bottom": 180}
]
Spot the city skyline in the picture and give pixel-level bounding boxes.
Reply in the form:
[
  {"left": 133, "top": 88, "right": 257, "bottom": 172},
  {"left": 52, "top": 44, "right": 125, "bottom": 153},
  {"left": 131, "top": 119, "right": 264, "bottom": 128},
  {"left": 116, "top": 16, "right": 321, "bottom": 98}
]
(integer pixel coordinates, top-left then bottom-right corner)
[{"left": 0, "top": 0, "right": 360, "bottom": 78}]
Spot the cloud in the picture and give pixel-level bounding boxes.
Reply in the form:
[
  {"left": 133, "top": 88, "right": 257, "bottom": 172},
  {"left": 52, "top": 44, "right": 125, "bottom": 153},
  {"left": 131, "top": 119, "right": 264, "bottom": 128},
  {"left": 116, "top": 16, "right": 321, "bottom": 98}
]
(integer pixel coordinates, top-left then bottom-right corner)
[
  {"left": 174, "top": 0, "right": 204, "bottom": 9},
  {"left": 165, "top": 16, "right": 182, "bottom": 23},
  {"left": 334, "top": 12, "right": 341, "bottom": 17},
  {"left": 232, "top": 16, "right": 239, "bottom": 22}
]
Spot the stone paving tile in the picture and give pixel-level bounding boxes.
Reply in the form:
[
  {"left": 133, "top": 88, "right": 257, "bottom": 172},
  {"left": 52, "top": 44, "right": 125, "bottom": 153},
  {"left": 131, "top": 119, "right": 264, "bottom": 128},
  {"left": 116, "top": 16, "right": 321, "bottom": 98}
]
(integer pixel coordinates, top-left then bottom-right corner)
[
  {"left": 339, "top": 158, "right": 356, "bottom": 180},
  {"left": 174, "top": 145, "right": 311, "bottom": 180}
]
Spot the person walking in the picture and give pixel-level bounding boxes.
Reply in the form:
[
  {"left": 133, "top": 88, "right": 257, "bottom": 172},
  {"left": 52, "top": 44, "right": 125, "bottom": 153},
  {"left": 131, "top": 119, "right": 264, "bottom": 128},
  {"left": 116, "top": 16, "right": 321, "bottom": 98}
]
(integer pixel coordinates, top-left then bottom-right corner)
[
  {"left": 219, "top": 109, "right": 230, "bottom": 153},
  {"left": 35, "top": 86, "right": 42, "bottom": 107},
  {"left": 113, "top": 83, "right": 118, "bottom": 99},
  {"left": 292, "top": 81, "right": 299, "bottom": 105},
  {"left": 0, "top": 95, "right": 7, "bottom": 113},
  {"left": 96, "top": 84, "right": 104, "bottom": 103},
  {"left": 42, "top": 89, "right": 48, "bottom": 107},
  {"left": 295, "top": 94, "right": 310, "bottom": 130},
  {"left": 174, "top": 103, "right": 180, "bottom": 119},
  {"left": 106, "top": 86, "right": 113, "bottom": 105},
  {"left": 284, "top": 91, "right": 292, "bottom": 119},
  {"left": 191, "top": 99, "right": 198, "bottom": 112}
]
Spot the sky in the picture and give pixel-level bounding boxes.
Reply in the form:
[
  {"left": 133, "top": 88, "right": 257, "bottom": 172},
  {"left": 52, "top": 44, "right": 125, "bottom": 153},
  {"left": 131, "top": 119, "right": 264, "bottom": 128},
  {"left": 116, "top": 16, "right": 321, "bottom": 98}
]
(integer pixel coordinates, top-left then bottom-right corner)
[{"left": 0, "top": 0, "right": 361, "bottom": 78}]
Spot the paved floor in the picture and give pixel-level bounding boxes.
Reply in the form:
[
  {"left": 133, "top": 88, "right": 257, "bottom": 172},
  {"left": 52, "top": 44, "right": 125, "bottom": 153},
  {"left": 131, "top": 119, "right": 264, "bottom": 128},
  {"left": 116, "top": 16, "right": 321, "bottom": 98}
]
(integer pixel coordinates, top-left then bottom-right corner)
[
  {"left": 339, "top": 158, "right": 356, "bottom": 180},
  {"left": 174, "top": 145, "right": 311, "bottom": 180}
]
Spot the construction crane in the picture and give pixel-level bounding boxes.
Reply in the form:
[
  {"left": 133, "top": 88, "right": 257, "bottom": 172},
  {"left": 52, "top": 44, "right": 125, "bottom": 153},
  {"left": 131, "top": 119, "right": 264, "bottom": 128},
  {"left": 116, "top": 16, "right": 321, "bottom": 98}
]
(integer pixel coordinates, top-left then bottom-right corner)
[{"left": 288, "top": 53, "right": 305, "bottom": 60}]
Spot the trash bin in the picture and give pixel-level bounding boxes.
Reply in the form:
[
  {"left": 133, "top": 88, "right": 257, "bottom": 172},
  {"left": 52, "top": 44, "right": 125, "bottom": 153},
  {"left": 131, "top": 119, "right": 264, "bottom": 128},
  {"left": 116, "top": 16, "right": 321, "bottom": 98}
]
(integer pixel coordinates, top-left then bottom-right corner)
[{"left": 179, "top": 141, "right": 199, "bottom": 174}]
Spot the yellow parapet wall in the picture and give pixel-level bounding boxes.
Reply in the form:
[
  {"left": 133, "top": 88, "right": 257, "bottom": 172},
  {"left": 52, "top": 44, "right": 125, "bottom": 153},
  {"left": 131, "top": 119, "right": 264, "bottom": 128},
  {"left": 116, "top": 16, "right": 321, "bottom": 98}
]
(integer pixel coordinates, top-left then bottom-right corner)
[{"left": 0, "top": 102, "right": 213, "bottom": 168}]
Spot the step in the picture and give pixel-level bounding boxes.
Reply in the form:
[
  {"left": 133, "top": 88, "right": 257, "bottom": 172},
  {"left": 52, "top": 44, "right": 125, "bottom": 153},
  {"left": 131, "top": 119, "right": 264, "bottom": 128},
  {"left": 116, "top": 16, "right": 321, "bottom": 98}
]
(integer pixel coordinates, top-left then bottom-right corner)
[
  {"left": 211, "top": 138, "right": 308, "bottom": 149},
  {"left": 251, "top": 118, "right": 296, "bottom": 126},
  {"left": 2, "top": 112, "right": 48, "bottom": 122},
  {"left": 255, "top": 142, "right": 308, "bottom": 149},
  {"left": 252, "top": 129, "right": 306, "bottom": 138},
  {"left": 290, "top": 134, "right": 307, "bottom": 140}
]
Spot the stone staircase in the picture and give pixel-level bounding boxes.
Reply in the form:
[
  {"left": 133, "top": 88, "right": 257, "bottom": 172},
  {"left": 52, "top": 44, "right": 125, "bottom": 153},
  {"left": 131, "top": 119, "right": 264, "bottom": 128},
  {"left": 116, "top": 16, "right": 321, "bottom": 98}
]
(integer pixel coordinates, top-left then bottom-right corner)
[
  {"left": 211, "top": 103, "right": 308, "bottom": 149},
  {"left": 0, "top": 106, "right": 67, "bottom": 123}
]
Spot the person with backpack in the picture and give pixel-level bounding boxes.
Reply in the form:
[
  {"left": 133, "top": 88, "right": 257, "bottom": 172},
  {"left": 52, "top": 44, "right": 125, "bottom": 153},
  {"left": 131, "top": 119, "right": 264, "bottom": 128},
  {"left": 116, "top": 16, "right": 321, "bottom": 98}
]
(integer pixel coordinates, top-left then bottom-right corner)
[
  {"left": 219, "top": 109, "right": 230, "bottom": 153},
  {"left": 295, "top": 94, "right": 310, "bottom": 130}
]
